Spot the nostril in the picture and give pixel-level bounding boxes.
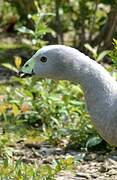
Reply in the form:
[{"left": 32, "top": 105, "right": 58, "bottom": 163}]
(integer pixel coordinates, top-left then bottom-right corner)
[{"left": 25, "top": 64, "right": 29, "bottom": 67}]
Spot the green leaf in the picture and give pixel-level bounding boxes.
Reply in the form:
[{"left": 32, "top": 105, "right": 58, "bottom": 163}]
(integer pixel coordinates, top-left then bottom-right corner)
[
  {"left": 3, "top": 157, "right": 8, "bottom": 168},
  {"left": 17, "top": 26, "right": 34, "bottom": 35},
  {"left": 86, "top": 136, "right": 102, "bottom": 148},
  {"left": 97, "top": 50, "right": 109, "bottom": 62},
  {"left": 51, "top": 116, "right": 60, "bottom": 126},
  {"left": 2, "top": 63, "right": 18, "bottom": 73},
  {"left": 84, "top": 44, "right": 98, "bottom": 59},
  {"left": 109, "top": 39, "right": 117, "bottom": 67}
]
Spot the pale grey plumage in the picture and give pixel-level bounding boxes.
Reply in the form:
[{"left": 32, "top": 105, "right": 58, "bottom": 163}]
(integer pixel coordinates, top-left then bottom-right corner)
[{"left": 21, "top": 45, "right": 117, "bottom": 146}]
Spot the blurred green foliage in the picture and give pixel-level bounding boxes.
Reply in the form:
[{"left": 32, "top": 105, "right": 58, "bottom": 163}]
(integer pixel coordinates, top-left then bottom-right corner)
[
  {"left": 0, "top": 0, "right": 116, "bottom": 178},
  {"left": 1, "top": 0, "right": 117, "bottom": 50},
  {"left": 0, "top": 76, "right": 97, "bottom": 147},
  {"left": 17, "top": 1, "right": 54, "bottom": 46},
  {"left": 109, "top": 39, "right": 117, "bottom": 67}
]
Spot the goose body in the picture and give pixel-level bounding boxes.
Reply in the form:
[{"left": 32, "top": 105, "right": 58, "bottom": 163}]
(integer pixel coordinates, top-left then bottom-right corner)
[{"left": 21, "top": 45, "right": 117, "bottom": 146}]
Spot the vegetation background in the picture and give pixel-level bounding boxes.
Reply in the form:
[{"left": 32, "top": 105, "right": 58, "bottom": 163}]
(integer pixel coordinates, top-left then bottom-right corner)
[{"left": 0, "top": 0, "right": 117, "bottom": 179}]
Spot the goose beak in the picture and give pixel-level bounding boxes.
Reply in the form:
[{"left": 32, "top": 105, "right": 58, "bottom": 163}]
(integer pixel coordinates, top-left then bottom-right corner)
[
  {"left": 18, "top": 71, "right": 34, "bottom": 78},
  {"left": 19, "top": 58, "right": 35, "bottom": 78}
]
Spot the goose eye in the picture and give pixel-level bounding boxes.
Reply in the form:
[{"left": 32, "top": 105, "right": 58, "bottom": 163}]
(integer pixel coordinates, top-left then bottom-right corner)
[{"left": 40, "top": 56, "right": 47, "bottom": 62}]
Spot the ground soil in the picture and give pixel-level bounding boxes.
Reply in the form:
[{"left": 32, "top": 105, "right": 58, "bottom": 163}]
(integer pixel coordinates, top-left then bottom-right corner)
[{"left": 12, "top": 141, "right": 117, "bottom": 180}]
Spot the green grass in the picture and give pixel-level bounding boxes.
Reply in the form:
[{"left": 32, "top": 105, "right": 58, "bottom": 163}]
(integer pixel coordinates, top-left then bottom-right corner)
[{"left": 0, "top": 123, "right": 75, "bottom": 179}]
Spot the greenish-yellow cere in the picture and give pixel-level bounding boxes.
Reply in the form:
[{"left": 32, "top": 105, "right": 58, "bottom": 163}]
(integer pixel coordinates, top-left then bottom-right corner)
[{"left": 21, "top": 58, "right": 35, "bottom": 74}]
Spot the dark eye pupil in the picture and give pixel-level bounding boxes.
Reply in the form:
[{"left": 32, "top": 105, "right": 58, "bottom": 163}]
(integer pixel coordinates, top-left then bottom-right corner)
[{"left": 40, "top": 56, "right": 47, "bottom": 62}]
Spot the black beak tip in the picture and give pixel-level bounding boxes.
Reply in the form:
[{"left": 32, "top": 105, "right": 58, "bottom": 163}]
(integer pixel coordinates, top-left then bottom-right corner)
[
  {"left": 16, "top": 70, "right": 21, "bottom": 77},
  {"left": 17, "top": 69, "right": 34, "bottom": 78},
  {"left": 16, "top": 70, "right": 23, "bottom": 78}
]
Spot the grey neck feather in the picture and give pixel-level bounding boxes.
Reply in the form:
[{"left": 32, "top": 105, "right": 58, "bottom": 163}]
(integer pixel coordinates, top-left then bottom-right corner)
[{"left": 61, "top": 48, "right": 117, "bottom": 146}]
